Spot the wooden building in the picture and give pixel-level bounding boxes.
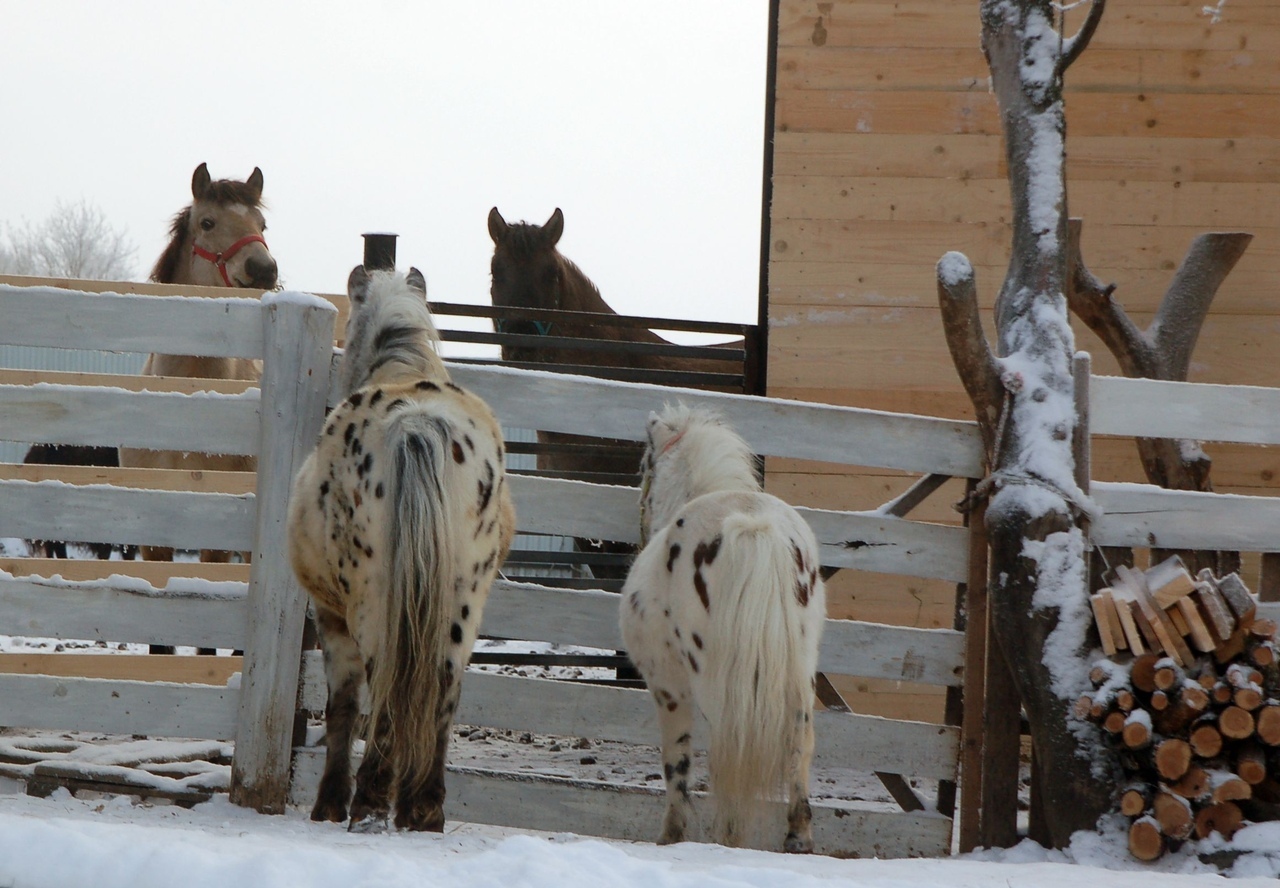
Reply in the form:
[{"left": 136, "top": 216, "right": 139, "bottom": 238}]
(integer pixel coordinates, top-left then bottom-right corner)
[{"left": 762, "top": 0, "right": 1280, "bottom": 717}]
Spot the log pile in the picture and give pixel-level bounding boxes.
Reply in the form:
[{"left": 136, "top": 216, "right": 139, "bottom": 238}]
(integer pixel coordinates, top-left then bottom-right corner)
[{"left": 1082, "top": 559, "right": 1280, "bottom": 861}]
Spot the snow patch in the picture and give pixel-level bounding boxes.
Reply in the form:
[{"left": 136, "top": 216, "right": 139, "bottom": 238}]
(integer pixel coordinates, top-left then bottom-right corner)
[{"left": 937, "top": 252, "right": 973, "bottom": 289}]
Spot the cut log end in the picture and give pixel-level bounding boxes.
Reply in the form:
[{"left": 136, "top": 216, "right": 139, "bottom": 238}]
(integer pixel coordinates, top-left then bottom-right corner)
[
  {"left": 1128, "top": 816, "right": 1166, "bottom": 862},
  {"left": 1194, "top": 801, "right": 1244, "bottom": 841}
]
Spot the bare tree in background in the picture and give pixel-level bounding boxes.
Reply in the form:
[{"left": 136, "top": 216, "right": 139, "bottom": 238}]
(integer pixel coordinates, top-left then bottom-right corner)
[{"left": 0, "top": 199, "right": 136, "bottom": 280}]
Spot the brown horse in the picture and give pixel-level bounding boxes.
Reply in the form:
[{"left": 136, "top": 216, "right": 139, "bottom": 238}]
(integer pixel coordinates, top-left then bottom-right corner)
[
  {"left": 120, "top": 163, "right": 277, "bottom": 564},
  {"left": 488, "top": 207, "right": 743, "bottom": 578}
]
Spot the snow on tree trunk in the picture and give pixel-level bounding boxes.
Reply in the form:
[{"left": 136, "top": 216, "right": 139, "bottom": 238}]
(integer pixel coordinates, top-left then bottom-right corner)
[{"left": 939, "top": 0, "right": 1119, "bottom": 848}]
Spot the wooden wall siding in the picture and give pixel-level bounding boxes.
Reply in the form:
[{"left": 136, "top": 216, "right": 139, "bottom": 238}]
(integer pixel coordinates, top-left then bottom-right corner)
[{"left": 766, "top": 0, "right": 1280, "bottom": 665}]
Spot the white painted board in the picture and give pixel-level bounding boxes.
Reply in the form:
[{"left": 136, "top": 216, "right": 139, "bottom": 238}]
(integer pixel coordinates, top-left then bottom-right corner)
[
  {"left": 298, "top": 658, "right": 958, "bottom": 780},
  {"left": 0, "top": 577, "right": 247, "bottom": 649},
  {"left": 0, "top": 285, "right": 263, "bottom": 358},
  {"left": 289, "top": 752, "right": 953, "bottom": 859},
  {"left": 0, "top": 479, "right": 255, "bottom": 551},
  {"left": 0, "top": 384, "right": 260, "bottom": 454},
  {"left": 1091, "top": 376, "right": 1280, "bottom": 446},
  {"left": 0, "top": 673, "right": 239, "bottom": 739}
]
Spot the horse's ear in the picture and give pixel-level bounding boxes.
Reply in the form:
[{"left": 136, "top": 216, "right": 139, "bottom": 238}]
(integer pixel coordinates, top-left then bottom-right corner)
[
  {"left": 406, "top": 267, "right": 427, "bottom": 298},
  {"left": 191, "top": 163, "right": 211, "bottom": 201},
  {"left": 347, "top": 265, "right": 371, "bottom": 304},
  {"left": 487, "top": 207, "right": 508, "bottom": 244},
  {"left": 246, "top": 167, "right": 264, "bottom": 200},
  {"left": 543, "top": 208, "right": 564, "bottom": 247}
]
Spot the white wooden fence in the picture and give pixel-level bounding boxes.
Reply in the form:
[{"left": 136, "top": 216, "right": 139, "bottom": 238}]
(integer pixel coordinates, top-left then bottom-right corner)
[
  {"left": 0, "top": 282, "right": 336, "bottom": 813},
  {"left": 5, "top": 280, "right": 1280, "bottom": 857}
]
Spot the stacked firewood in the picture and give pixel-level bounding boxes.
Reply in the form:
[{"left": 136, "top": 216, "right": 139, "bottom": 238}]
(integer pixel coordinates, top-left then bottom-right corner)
[{"left": 1081, "top": 559, "right": 1280, "bottom": 861}]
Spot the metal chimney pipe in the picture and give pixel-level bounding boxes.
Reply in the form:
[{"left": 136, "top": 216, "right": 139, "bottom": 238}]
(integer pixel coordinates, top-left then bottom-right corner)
[{"left": 361, "top": 232, "right": 398, "bottom": 271}]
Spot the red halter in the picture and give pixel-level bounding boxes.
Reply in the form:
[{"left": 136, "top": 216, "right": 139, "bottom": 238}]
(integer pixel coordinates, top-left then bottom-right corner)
[{"left": 191, "top": 233, "right": 268, "bottom": 287}]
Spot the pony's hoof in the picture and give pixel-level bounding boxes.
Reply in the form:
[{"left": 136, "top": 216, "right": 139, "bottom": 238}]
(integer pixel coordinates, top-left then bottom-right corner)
[
  {"left": 783, "top": 834, "right": 814, "bottom": 854},
  {"left": 309, "top": 801, "right": 347, "bottom": 823},
  {"left": 348, "top": 814, "right": 389, "bottom": 834}
]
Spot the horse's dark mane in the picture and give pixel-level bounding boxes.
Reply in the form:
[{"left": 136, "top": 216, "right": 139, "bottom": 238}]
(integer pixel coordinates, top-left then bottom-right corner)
[{"left": 149, "top": 179, "right": 266, "bottom": 284}]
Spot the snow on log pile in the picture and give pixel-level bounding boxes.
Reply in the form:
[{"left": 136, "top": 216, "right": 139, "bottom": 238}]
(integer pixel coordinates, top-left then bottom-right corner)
[{"left": 1080, "top": 556, "right": 1280, "bottom": 861}]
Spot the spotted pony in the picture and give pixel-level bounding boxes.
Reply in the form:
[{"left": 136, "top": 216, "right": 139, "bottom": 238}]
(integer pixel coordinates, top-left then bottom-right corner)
[
  {"left": 287, "top": 266, "right": 514, "bottom": 832},
  {"left": 620, "top": 404, "right": 825, "bottom": 851}
]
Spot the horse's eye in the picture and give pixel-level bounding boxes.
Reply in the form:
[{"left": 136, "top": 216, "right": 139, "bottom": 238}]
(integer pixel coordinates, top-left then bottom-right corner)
[{"left": 200, "top": 218, "right": 215, "bottom": 232}]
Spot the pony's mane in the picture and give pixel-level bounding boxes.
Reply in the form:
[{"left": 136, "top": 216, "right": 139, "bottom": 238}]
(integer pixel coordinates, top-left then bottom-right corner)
[
  {"left": 150, "top": 179, "right": 267, "bottom": 284},
  {"left": 642, "top": 404, "right": 761, "bottom": 535},
  {"left": 340, "top": 271, "right": 446, "bottom": 395}
]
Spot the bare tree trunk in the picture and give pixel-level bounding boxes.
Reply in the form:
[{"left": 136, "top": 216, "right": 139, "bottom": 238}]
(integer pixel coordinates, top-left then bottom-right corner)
[{"left": 939, "top": 0, "right": 1119, "bottom": 847}]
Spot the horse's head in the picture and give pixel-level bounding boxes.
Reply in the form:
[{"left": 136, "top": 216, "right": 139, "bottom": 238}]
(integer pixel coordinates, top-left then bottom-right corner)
[
  {"left": 340, "top": 264, "right": 441, "bottom": 395},
  {"left": 488, "top": 207, "right": 568, "bottom": 334},
  {"left": 152, "top": 163, "right": 278, "bottom": 289}
]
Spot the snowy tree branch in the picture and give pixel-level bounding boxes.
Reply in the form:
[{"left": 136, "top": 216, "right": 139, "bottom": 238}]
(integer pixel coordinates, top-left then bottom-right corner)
[
  {"left": 936, "top": 252, "right": 1003, "bottom": 461},
  {"left": 1056, "top": 0, "right": 1106, "bottom": 76}
]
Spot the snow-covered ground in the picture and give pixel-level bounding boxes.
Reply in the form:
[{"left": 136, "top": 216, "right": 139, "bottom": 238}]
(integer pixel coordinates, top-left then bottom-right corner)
[{"left": 0, "top": 787, "right": 1278, "bottom": 888}]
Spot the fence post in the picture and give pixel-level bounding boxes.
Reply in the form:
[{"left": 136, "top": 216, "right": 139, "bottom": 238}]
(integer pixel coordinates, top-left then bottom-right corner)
[{"left": 230, "top": 292, "right": 336, "bottom": 813}]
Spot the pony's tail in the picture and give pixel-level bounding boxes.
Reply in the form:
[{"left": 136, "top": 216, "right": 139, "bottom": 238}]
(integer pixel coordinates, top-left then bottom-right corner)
[
  {"left": 366, "top": 412, "right": 458, "bottom": 798},
  {"left": 703, "top": 514, "right": 812, "bottom": 846}
]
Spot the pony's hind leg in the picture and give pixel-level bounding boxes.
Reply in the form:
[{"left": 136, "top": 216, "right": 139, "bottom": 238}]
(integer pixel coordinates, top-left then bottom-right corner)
[
  {"left": 653, "top": 682, "right": 696, "bottom": 844},
  {"left": 393, "top": 680, "right": 456, "bottom": 832},
  {"left": 783, "top": 709, "right": 817, "bottom": 853},
  {"left": 348, "top": 704, "right": 395, "bottom": 832},
  {"left": 311, "top": 609, "right": 364, "bottom": 823}
]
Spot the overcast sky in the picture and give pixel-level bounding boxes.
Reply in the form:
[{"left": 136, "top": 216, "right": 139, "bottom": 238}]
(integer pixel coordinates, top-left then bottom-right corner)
[{"left": 4, "top": 1, "right": 769, "bottom": 338}]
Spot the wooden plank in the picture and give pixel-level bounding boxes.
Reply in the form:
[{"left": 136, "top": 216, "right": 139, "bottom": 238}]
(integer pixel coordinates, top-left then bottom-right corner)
[
  {"left": 0, "top": 384, "right": 260, "bottom": 454},
  {"left": 772, "top": 314, "right": 1280, "bottom": 394},
  {"left": 776, "top": 45, "right": 1280, "bottom": 94},
  {"left": 231, "top": 293, "right": 337, "bottom": 814},
  {"left": 771, "top": 132, "right": 1280, "bottom": 184},
  {"left": 0, "top": 284, "right": 264, "bottom": 357},
  {"left": 777, "top": 1, "right": 1280, "bottom": 52},
  {"left": 769, "top": 260, "right": 1280, "bottom": 316},
  {"left": 1177, "top": 597, "right": 1218, "bottom": 653},
  {"left": 1091, "top": 376, "right": 1280, "bottom": 446},
  {"left": 1091, "top": 593, "right": 1119, "bottom": 656},
  {"left": 0, "top": 653, "right": 243, "bottom": 685},
  {"left": 446, "top": 362, "right": 985, "bottom": 478},
  {"left": 0, "top": 368, "right": 258, "bottom": 396},
  {"left": 770, "top": 219, "right": 1279, "bottom": 271},
  {"left": 958, "top": 496, "right": 987, "bottom": 853},
  {"left": 776, "top": 90, "right": 1280, "bottom": 139},
  {"left": 0, "top": 574, "right": 248, "bottom": 650},
  {"left": 289, "top": 754, "right": 953, "bottom": 858},
  {"left": 0, "top": 274, "right": 274, "bottom": 301},
  {"left": 0, "top": 558, "right": 249, "bottom": 584},
  {"left": 770, "top": 176, "right": 1280, "bottom": 230},
  {"left": 0, "top": 463, "right": 256, "bottom": 495},
  {"left": 0, "top": 673, "right": 239, "bottom": 739},
  {"left": 1092, "top": 482, "right": 1280, "bottom": 553},
  {"left": 0, "top": 479, "right": 255, "bottom": 552},
  {"left": 506, "top": 474, "right": 970, "bottom": 582},
  {"left": 297, "top": 661, "right": 958, "bottom": 780}
]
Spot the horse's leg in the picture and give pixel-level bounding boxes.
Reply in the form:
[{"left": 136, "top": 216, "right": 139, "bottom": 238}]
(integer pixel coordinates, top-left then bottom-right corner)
[
  {"left": 783, "top": 709, "right": 817, "bottom": 853},
  {"left": 394, "top": 671, "right": 457, "bottom": 832},
  {"left": 348, "top": 664, "right": 396, "bottom": 832},
  {"left": 654, "top": 678, "right": 696, "bottom": 845},
  {"left": 310, "top": 608, "right": 364, "bottom": 824}
]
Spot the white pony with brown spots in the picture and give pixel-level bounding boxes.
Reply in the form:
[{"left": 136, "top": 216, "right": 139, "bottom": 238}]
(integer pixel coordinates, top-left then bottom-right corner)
[
  {"left": 287, "top": 266, "right": 514, "bottom": 832},
  {"left": 621, "top": 404, "right": 825, "bottom": 852}
]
